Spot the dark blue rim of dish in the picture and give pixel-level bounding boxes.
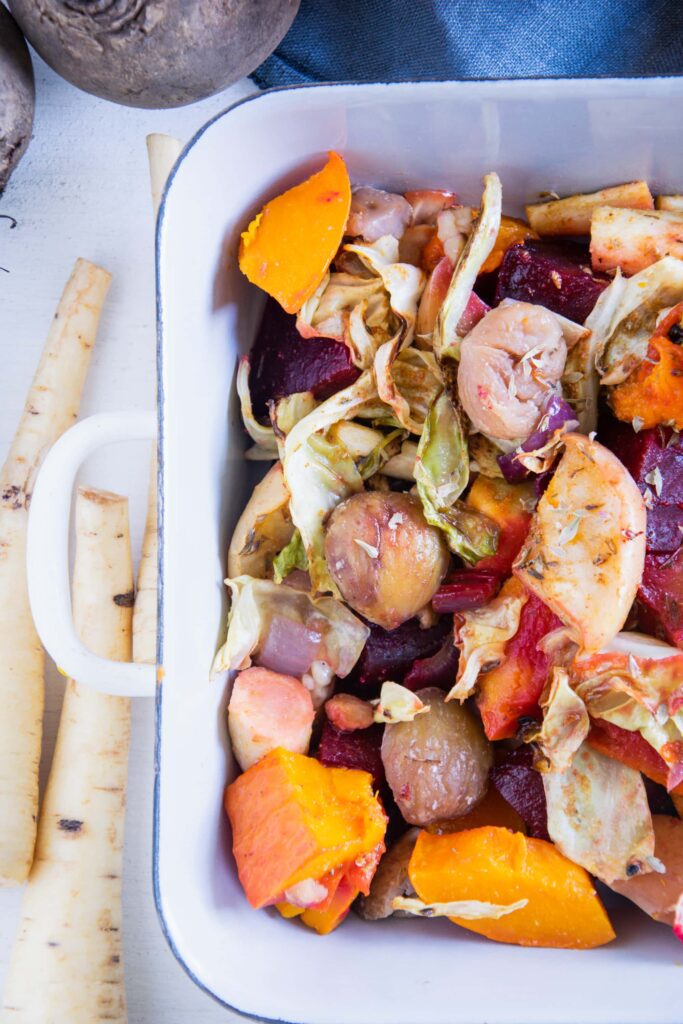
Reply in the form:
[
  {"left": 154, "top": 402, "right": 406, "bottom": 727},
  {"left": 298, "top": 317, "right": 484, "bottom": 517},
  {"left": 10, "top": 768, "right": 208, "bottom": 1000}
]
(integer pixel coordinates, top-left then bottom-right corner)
[{"left": 152, "top": 75, "right": 681, "bottom": 1023}]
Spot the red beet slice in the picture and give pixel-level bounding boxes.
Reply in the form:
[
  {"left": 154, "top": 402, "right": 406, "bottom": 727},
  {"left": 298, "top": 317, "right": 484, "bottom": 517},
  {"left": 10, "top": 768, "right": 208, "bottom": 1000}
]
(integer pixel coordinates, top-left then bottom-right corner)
[
  {"left": 432, "top": 570, "right": 500, "bottom": 614},
  {"left": 342, "top": 616, "right": 452, "bottom": 698},
  {"left": 600, "top": 415, "right": 683, "bottom": 645},
  {"left": 317, "top": 719, "right": 385, "bottom": 791},
  {"left": 248, "top": 297, "right": 360, "bottom": 423},
  {"left": 489, "top": 746, "right": 549, "bottom": 841},
  {"left": 494, "top": 239, "right": 609, "bottom": 324},
  {"left": 402, "top": 635, "right": 459, "bottom": 691},
  {"left": 642, "top": 775, "right": 677, "bottom": 817}
]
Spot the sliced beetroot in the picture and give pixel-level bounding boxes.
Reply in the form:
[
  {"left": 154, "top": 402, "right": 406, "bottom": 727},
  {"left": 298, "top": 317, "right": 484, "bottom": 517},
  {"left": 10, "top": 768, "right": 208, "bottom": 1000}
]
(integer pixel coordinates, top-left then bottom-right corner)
[
  {"left": 432, "top": 570, "right": 500, "bottom": 614},
  {"left": 403, "top": 635, "right": 459, "bottom": 691},
  {"left": 497, "top": 393, "right": 577, "bottom": 483},
  {"left": 317, "top": 719, "right": 385, "bottom": 791},
  {"left": 248, "top": 297, "right": 360, "bottom": 423},
  {"left": 342, "top": 616, "right": 452, "bottom": 698},
  {"left": 489, "top": 746, "right": 549, "bottom": 841},
  {"left": 494, "top": 239, "right": 609, "bottom": 324},
  {"left": 599, "top": 415, "right": 683, "bottom": 646}
]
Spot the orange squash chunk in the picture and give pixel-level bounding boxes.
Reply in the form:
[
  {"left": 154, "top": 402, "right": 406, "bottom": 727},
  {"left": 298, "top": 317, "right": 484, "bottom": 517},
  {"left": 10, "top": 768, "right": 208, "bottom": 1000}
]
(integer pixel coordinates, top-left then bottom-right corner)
[
  {"left": 239, "top": 152, "right": 351, "bottom": 314},
  {"left": 225, "top": 747, "right": 387, "bottom": 909},
  {"left": 409, "top": 827, "right": 615, "bottom": 948},
  {"left": 611, "top": 334, "right": 683, "bottom": 430},
  {"left": 480, "top": 215, "right": 538, "bottom": 274},
  {"left": 427, "top": 787, "right": 526, "bottom": 836}
]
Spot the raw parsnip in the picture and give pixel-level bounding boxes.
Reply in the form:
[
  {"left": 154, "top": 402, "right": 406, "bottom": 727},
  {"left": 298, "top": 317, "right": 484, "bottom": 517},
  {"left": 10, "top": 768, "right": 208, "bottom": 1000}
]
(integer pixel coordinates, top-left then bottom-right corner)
[
  {"left": 0, "top": 487, "right": 133, "bottom": 1024},
  {"left": 0, "top": 258, "right": 111, "bottom": 887},
  {"left": 132, "top": 133, "right": 182, "bottom": 666}
]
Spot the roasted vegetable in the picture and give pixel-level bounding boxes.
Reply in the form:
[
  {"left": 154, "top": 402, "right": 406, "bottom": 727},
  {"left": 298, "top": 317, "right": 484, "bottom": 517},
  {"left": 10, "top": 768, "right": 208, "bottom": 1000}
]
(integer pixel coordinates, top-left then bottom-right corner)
[
  {"left": 476, "top": 590, "right": 563, "bottom": 741},
  {"left": 610, "top": 306, "right": 683, "bottom": 430},
  {"left": 247, "top": 298, "right": 359, "bottom": 424},
  {"left": 489, "top": 746, "right": 550, "bottom": 840},
  {"left": 514, "top": 434, "right": 646, "bottom": 652},
  {"left": 344, "top": 615, "right": 452, "bottom": 696},
  {"left": 225, "top": 748, "right": 387, "bottom": 910},
  {"left": 228, "top": 463, "right": 293, "bottom": 579},
  {"left": 317, "top": 719, "right": 386, "bottom": 792},
  {"left": 611, "top": 815, "right": 683, "bottom": 926},
  {"left": 591, "top": 206, "right": 683, "bottom": 275},
  {"left": 357, "top": 828, "right": 420, "bottom": 920},
  {"left": 9, "top": 0, "right": 299, "bottom": 108},
  {"left": 480, "top": 215, "right": 538, "bottom": 274},
  {"left": 432, "top": 570, "right": 500, "bottom": 614},
  {"left": 0, "top": 6, "right": 34, "bottom": 193},
  {"left": 227, "top": 667, "right": 315, "bottom": 771},
  {"left": 526, "top": 181, "right": 654, "bottom": 236},
  {"left": 429, "top": 784, "right": 526, "bottom": 835},
  {"left": 408, "top": 827, "right": 615, "bottom": 948},
  {"left": 466, "top": 476, "right": 534, "bottom": 577},
  {"left": 495, "top": 239, "right": 609, "bottom": 324},
  {"left": 325, "top": 491, "right": 449, "bottom": 630},
  {"left": 381, "top": 687, "right": 492, "bottom": 826},
  {"left": 587, "top": 719, "right": 683, "bottom": 795},
  {"left": 240, "top": 152, "right": 351, "bottom": 314}
]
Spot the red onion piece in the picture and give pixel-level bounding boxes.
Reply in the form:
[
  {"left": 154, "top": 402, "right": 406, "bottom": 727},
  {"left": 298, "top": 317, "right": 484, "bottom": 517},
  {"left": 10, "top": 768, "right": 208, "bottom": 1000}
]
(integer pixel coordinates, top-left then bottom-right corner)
[
  {"left": 497, "top": 392, "right": 577, "bottom": 483},
  {"left": 256, "top": 615, "right": 322, "bottom": 678},
  {"left": 431, "top": 570, "right": 500, "bottom": 614}
]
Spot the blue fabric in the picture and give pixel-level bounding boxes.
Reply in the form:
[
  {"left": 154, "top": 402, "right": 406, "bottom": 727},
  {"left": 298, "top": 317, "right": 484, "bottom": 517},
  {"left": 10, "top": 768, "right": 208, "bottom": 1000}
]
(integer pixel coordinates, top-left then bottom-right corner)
[{"left": 253, "top": 0, "right": 683, "bottom": 88}]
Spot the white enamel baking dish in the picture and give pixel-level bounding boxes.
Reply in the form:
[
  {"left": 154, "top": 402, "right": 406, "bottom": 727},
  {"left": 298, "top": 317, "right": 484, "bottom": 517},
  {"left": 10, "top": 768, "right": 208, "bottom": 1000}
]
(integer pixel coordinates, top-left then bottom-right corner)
[{"left": 26, "top": 79, "right": 683, "bottom": 1023}]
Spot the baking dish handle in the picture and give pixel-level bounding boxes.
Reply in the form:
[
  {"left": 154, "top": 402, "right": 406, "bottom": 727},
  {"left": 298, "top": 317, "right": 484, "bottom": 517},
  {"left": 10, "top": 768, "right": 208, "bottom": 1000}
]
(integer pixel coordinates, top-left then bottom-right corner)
[{"left": 27, "top": 411, "right": 158, "bottom": 698}]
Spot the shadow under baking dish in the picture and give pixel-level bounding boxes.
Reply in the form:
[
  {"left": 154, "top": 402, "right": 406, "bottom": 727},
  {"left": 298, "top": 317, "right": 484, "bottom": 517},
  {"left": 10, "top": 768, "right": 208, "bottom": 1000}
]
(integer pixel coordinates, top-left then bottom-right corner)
[{"left": 154, "top": 79, "right": 683, "bottom": 1024}]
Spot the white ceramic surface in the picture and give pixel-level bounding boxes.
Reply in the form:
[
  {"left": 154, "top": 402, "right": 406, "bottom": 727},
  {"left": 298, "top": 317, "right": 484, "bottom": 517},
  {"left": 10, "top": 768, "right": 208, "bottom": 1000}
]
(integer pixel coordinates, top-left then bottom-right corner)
[{"left": 151, "top": 79, "right": 683, "bottom": 1024}]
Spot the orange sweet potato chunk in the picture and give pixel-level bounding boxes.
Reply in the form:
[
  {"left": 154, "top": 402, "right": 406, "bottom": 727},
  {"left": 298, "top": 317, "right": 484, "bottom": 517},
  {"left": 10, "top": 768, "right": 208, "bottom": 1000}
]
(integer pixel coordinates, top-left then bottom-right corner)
[
  {"left": 225, "top": 747, "right": 387, "bottom": 909},
  {"left": 409, "top": 827, "right": 615, "bottom": 948},
  {"left": 480, "top": 215, "right": 538, "bottom": 275},
  {"left": 239, "top": 152, "right": 351, "bottom": 314},
  {"left": 611, "top": 335, "right": 683, "bottom": 430}
]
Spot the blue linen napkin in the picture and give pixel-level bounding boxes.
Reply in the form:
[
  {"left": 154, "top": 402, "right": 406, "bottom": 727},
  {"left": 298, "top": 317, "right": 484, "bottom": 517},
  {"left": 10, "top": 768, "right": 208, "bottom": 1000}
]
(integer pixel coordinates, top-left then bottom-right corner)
[{"left": 253, "top": 0, "right": 683, "bottom": 87}]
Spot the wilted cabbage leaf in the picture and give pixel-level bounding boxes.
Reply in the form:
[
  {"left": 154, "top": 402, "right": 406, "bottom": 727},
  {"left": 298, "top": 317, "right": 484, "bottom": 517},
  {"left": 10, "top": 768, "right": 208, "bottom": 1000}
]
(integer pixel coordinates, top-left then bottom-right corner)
[
  {"left": 534, "top": 668, "right": 590, "bottom": 773},
  {"left": 543, "top": 743, "right": 655, "bottom": 883},
  {"left": 391, "top": 896, "right": 528, "bottom": 920},
  {"left": 372, "top": 681, "right": 431, "bottom": 723},
  {"left": 587, "top": 256, "right": 683, "bottom": 385},
  {"left": 236, "top": 356, "right": 278, "bottom": 454},
  {"left": 572, "top": 650, "right": 683, "bottom": 791},
  {"left": 282, "top": 371, "right": 380, "bottom": 593},
  {"left": 415, "top": 392, "right": 499, "bottom": 563},
  {"left": 272, "top": 529, "right": 308, "bottom": 584},
  {"left": 434, "top": 173, "right": 502, "bottom": 362},
  {"left": 375, "top": 343, "right": 443, "bottom": 433},
  {"left": 448, "top": 578, "right": 528, "bottom": 701},
  {"left": 212, "top": 575, "right": 369, "bottom": 678}
]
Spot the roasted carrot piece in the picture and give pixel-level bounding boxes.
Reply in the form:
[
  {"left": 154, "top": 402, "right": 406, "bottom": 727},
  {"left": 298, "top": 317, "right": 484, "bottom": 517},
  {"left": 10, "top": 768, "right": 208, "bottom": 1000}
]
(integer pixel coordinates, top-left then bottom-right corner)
[
  {"left": 409, "top": 827, "right": 615, "bottom": 948},
  {"left": 239, "top": 151, "right": 351, "bottom": 313}
]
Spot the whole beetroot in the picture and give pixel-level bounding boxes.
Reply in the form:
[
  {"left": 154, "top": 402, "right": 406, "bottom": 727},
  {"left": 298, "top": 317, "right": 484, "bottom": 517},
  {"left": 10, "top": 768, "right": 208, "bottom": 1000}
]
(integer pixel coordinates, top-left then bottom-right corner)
[
  {"left": 9, "top": 0, "right": 299, "bottom": 109},
  {"left": 0, "top": 7, "right": 34, "bottom": 194}
]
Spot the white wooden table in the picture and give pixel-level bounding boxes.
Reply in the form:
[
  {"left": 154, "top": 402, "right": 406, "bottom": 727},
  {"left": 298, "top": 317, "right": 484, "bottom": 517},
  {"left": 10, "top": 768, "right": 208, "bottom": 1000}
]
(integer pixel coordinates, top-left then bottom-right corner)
[{"left": 0, "top": 50, "right": 256, "bottom": 1023}]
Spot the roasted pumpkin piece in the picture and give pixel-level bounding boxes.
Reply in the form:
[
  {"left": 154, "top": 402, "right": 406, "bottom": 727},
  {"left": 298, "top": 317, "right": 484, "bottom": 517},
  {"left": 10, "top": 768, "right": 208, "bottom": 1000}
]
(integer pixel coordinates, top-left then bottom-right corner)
[
  {"left": 480, "top": 215, "right": 538, "bottom": 275},
  {"left": 239, "top": 152, "right": 352, "bottom": 314},
  {"left": 427, "top": 786, "right": 526, "bottom": 836},
  {"left": 408, "top": 827, "right": 615, "bottom": 948},
  {"left": 466, "top": 475, "right": 534, "bottom": 577},
  {"left": 225, "top": 747, "right": 387, "bottom": 909},
  {"left": 610, "top": 308, "right": 683, "bottom": 431}
]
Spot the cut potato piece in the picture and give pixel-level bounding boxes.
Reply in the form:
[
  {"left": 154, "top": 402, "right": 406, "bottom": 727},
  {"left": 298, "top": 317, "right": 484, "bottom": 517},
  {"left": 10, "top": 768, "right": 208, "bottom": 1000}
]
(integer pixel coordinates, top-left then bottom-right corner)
[
  {"left": 656, "top": 195, "right": 683, "bottom": 213},
  {"left": 513, "top": 433, "right": 646, "bottom": 652},
  {"left": 526, "top": 181, "right": 653, "bottom": 237},
  {"left": 591, "top": 206, "right": 683, "bottom": 275},
  {"left": 227, "top": 462, "right": 293, "bottom": 579}
]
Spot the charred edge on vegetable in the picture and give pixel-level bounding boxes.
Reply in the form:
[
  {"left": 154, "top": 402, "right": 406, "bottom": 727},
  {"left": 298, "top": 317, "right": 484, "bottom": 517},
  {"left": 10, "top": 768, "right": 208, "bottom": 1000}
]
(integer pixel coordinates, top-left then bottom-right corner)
[
  {"left": 113, "top": 590, "right": 135, "bottom": 607},
  {"left": 58, "top": 818, "right": 83, "bottom": 833}
]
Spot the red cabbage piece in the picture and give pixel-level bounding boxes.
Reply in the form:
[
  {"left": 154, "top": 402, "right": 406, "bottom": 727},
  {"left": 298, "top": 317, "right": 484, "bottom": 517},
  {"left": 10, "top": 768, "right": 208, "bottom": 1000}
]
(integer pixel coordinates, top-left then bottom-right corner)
[
  {"left": 497, "top": 393, "right": 577, "bottom": 483},
  {"left": 495, "top": 239, "right": 609, "bottom": 324},
  {"left": 342, "top": 616, "right": 452, "bottom": 698},
  {"left": 403, "top": 635, "right": 459, "bottom": 691},
  {"left": 489, "top": 746, "right": 549, "bottom": 841},
  {"left": 432, "top": 570, "right": 500, "bottom": 614},
  {"left": 248, "top": 297, "right": 360, "bottom": 423},
  {"left": 600, "top": 415, "right": 683, "bottom": 645}
]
